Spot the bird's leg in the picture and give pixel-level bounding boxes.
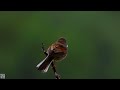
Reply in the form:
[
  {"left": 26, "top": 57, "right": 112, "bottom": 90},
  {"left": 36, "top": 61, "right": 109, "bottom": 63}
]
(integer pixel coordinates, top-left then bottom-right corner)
[
  {"left": 51, "top": 61, "right": 60, "bottom": 79},
  {"left": 41, "top": 43, "right": 60, "bottom": 79}
]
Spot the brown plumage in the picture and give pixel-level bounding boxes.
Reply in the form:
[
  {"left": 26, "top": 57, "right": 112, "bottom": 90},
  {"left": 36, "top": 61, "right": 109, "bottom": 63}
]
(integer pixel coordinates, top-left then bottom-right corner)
[{"left": 36, "top": 37, "right": 68, "bottom": 73}]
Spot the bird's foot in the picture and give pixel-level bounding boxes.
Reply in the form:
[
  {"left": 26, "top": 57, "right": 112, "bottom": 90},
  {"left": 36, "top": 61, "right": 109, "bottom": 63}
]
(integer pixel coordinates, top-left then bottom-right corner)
[{"left": 55, "top": 72, "right": 61, "bottom": 79}]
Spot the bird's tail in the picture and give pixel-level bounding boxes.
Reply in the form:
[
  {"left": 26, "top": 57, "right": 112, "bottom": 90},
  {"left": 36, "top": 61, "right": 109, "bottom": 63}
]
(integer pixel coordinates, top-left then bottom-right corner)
[{"left": 36, "top": 55, "right": 53, "bottom": 73}]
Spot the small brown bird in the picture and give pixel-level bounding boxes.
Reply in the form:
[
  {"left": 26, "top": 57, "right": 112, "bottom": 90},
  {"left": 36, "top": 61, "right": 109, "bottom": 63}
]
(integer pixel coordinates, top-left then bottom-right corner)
[{"left": 36, "top": 37, "right": 68, "bottom": 73}]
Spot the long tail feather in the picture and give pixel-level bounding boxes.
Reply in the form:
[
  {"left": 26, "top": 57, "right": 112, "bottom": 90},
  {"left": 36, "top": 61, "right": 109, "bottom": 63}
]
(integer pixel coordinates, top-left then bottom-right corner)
[{"left": 36, "top": 55, "right": 53, "bottom": 73}]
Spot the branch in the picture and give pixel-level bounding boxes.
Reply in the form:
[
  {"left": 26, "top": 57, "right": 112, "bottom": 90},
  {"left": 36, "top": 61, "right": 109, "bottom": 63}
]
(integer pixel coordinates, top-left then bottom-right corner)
[
  {"left": 51, "top": 62, "right": 60, "bottom": 79},
  {"left": 41, "top": 43, "right": 61, "bottom": 79}
]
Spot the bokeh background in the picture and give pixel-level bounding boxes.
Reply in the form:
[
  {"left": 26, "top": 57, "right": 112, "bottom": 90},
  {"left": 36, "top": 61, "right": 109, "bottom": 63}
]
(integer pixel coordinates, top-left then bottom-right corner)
[{"left": 0, "top": 11, "right": 120, "bottom": 79}]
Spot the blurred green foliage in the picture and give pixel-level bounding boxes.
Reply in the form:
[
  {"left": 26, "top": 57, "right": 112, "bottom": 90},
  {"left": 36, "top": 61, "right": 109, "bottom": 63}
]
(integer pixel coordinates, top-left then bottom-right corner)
[{"left": 0, "top": 11, "right": 120, "bottom": 79}]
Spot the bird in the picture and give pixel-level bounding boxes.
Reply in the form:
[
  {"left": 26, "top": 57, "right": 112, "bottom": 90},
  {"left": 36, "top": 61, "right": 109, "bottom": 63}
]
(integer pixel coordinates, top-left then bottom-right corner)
[{"left": 36, "top": 37, "right": 68, "bottom": 73}]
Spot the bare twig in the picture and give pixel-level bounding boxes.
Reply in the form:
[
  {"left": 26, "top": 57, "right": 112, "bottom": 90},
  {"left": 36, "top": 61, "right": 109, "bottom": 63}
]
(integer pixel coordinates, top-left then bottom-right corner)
[
  {"left": 51, "top": 62, "right": 60, "bottom": 79},
  {"left": 41, "top": 43, "right": 48, "bottom": 56},
  {"left": 41, "top": 43, "right": 60, "bottom": 79}
]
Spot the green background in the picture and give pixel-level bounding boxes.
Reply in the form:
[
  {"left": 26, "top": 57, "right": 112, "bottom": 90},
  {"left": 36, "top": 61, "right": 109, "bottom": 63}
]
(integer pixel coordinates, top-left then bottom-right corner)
[{"left": 0, "top": 11, "right": 120, "bottom": 79}]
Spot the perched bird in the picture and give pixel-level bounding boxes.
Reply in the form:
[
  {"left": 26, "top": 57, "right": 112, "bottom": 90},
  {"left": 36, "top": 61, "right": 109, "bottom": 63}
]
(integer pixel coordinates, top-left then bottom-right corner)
[{"left": 36, "top": 37, "right": 68, "bottom": 73}]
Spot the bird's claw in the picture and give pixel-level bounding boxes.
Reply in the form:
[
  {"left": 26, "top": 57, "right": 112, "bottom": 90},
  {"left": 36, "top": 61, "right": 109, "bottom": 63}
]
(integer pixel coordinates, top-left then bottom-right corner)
[{"left": 55, "top": 72, "right": 61, "bottom": 79}]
